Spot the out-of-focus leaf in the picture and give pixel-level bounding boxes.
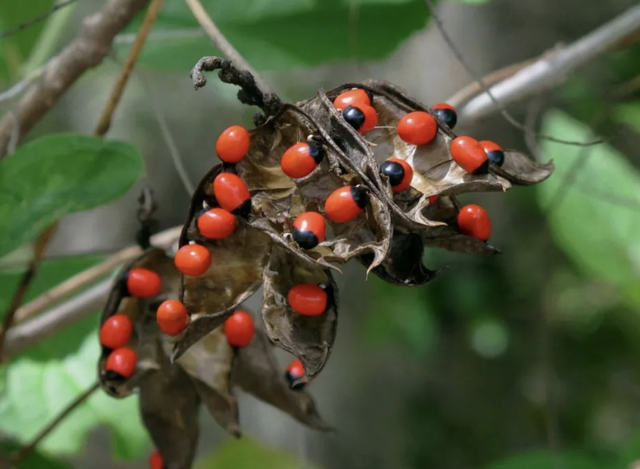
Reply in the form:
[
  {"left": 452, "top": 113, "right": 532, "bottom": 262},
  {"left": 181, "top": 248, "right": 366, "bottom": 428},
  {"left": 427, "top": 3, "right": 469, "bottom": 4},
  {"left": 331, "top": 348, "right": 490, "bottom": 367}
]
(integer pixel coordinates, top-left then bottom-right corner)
[
  {"left": 0, "top": 133, "right": 144, "bottom": 258},
  {"left": 120, "top": 0, "right": 434, "bottom": 72},
  {"left": 365, "top": 276, "right": 435, "bottom": 356},
  {"left": 480, "top": 449, "right": 601, "bottom": 469},
  {"left": 0, "top": 318, "right": 148, "bottom": 458},
  {"left": 537, "top": 111, "right": 640, "bottom": 305},
  {"left": 614, "top": 102, "right": 640, "bottom": 133},
  {"left": 0, "top": 440, "right": 73, "bottom": 469},
  {"left": 194, "top": 437, "right": 320, "bottom": 469},
  {"left": 0, "top": 0, "right": 53, "bottom": 81},
  {"left": 447, "top": 0, "right": 490, "bottom": 3}
]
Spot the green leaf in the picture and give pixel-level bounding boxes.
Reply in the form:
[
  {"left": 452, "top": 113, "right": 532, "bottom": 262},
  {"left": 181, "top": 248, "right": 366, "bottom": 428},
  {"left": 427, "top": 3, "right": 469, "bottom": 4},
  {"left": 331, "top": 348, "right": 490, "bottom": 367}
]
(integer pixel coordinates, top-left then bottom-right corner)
[
  {"left": 537, "top": 111, "right": 640, "bottom": 305},
  {"left": 0, "top": 256, "right": 149, "bottom": 459},
  {"left": 0, "top": 133, "right": 144, "bottom": 258},
  {"left": 613, "top": 102, "right": 640, "bottom": 133},
  {"left": 0, "top": 0, "right": 54, "bottom": 81},
  {"left": 119, "top": 0, "right": 434, "bottom": 72},
  {"left": 480, "top": 449, "right": 602, "bottom": 469},
  {"left": 1, "top": 440, "right": 73, "bottom": 469},
  {"left": 194, "top": 438, "right": 320, "bottom": 469}
]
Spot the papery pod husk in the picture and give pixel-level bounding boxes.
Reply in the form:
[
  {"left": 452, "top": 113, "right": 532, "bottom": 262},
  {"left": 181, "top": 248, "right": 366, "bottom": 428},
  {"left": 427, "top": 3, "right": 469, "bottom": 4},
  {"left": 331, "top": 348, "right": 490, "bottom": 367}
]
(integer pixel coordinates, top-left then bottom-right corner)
[
  {"left": 261, "top": 245, "right": 338, "bottom": 380},
  {"left": 363, "top": 79, "right": 554, "bottom": 185},
  {"left": 98, "top": 248, "right": 180, "bottom": 397},
  {"left": 236, "top": 104, "right": 392, "bottom": 271},
  {"left": 232, "top": 327, "right": 331, "bottom": 431},
  {"left": 139, "top": 341, "right": 200, "bottom": 469},
  {"left": 168, "top": 329, "right": 240, "bottom": 436},
  {"left": 174, "top": 164, "right": 271, "bottom": 360}
]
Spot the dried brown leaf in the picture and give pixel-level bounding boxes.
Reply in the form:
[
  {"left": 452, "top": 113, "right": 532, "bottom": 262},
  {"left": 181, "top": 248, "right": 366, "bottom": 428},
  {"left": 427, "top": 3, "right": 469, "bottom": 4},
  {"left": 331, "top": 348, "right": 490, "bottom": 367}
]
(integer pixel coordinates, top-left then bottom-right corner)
[
  {"left": 261, "top": 246, "right": 338, "bottom": 380},
  {"left": 232, "top": 327, "right": 331, "bottom": 431},
  {"left": 491, "top": 150, "right": 554, "bottom": 185}
]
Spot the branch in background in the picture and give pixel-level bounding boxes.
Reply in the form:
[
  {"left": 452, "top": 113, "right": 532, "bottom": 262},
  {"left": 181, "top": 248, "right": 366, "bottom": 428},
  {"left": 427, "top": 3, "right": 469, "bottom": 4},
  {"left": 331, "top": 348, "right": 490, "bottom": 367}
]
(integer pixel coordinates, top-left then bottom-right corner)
[
  {"left": 93, "top": 0, "right": 165, "bottom": 135},
  {"left": 0, "top": 0, "right": 150, "bottom": 158},
  {"left": 3, "top": 226, "right": 182, "bottom": 358},
  {"left": 9, "top": 382, "right": 100, "bottom": 463},
  {"left": 0, "top": 0, "right": 76, "bottom": 39},
  {"left": 0, "top": 226, "right": 55, "bottom": 361},
  {"left": 456, "top": 3, "right": 640, "bottom": 121},
  {"left": 183, "top": 0, "right": 271, "bottom": 94}
]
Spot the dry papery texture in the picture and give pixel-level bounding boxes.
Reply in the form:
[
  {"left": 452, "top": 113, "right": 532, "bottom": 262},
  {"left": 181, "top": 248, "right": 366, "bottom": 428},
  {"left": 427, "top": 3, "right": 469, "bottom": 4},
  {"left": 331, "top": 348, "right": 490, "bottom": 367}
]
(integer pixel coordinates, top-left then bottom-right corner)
[
  {"left": 98, "top": 250, "right": 329, "bottom": 469},
  {"left": 98, "top": 73, "right": 552, "bottom": 468}
]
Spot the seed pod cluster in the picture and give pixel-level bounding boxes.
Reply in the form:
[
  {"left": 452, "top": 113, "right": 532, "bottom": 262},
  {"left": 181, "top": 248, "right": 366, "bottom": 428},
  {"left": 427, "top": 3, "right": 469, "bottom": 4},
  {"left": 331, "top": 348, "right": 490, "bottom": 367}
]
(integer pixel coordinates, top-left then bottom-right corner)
[{"left": 98, "top": 57, "right": 553, "bottom": 469}]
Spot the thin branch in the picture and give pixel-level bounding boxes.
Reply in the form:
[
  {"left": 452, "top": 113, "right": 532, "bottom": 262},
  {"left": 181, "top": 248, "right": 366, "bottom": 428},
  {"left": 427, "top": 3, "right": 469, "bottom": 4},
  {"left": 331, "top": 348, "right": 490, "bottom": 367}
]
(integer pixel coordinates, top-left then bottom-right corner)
[
  {"left": 0, "top": 69, "right": 45, "bottom": 106},
  {"left": 0, "top": 0, "right": 150, "bottom": 158},
  {"left": 135, "top": 71, "right": 195, "bottom": 195},
  {"left": 182, "top": 0, "right": 271, "bottom": 94},
  {"left": 94, "top": 0, "right": 166, "bottom": 135},
  {"left": 9, "top": 226, "right": 182, "bottom": 330},
  {"left": 10, "top": 382, "right": 100, "bottom": 463},
  {"left": 0, "top": 0, "right": 76, "bottom": 39},
  {"left": 0, "top": 226, "right": 56, "bottom": 361},
  {"left": 457, "top": 3, "right": 640, "bottom": 121},
  {"left": 424, "top": 0, "right": 637, "bottom": 146}
]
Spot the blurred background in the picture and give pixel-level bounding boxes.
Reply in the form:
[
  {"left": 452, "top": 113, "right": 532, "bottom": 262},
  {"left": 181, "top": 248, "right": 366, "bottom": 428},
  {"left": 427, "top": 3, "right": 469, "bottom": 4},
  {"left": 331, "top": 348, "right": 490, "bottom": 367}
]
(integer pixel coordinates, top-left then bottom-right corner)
[{"left": 2, "top": 0, "right": 640, "bottom": 468}]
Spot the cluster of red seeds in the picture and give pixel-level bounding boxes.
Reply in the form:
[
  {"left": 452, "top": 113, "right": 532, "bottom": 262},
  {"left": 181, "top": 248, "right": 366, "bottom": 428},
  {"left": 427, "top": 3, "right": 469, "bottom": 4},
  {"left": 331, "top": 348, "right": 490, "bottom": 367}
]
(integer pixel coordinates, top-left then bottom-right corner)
[{"left": 99, "top": 268, "right": 163, "bottom": 380}]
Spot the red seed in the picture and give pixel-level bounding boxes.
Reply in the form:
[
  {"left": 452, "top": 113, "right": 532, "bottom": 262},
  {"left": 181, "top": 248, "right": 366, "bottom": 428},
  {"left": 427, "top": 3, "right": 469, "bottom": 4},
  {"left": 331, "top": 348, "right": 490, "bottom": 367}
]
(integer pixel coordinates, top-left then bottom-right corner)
[
  {"left": 216, "top": 125, "right": 250, "bottom": 164},
  {"left": 333, "top": 89, "right": 371, "bottom": 111},
  {"left": 380, "top": 158, "right": 413, "bottom": 193},
  {"left": 126, "top": 268, "right": 162, "bottom": 298},
  {"left": 99, "top": 314, "right": 133, "bottom": 349},
  {"left": 428, "top": 195, "right": 440, "bottom": 204},
  {"left": 450, "top": 136, "right": 489, "bottom": 174},
  {"left": 197, "top": 208, "right": 237, "bottom": 240},
  {"left": 324, "top": 186, "right": 368, "bottom": 223},
  {"left": 359, "top": 104, "right": 379, "bottom": 134},
  {"left": 457, "top": 204, "right": 491, "bottom": 241},
  {"left": 105, "top": 347, "right": 137, "bottom": 379},
  {"left": 156, "top": 300, "right": 189, "bottom": 336},
  {"left": 224, "top": 311, "right": 255, "bottom": 347},
  {"left": 212, "top": 173, "right": 251, "bottom": 215},
  {"left": 174, "top": 244, "right": 212, "bottom": 276},
  {"left": 397, "top": 111, "right": 437, "bottom": 145},
  {"left": 292, "top": 212, "right": 326, "bottom": 250},
  {"left": 149, "top": 450, "right": 163, "bottom": 469},
  {"left": 281, "top": 142, "right": 322, "bottom": 179},
  {"left": 288, "top": 284, "right": 328, "bottom": 316}
]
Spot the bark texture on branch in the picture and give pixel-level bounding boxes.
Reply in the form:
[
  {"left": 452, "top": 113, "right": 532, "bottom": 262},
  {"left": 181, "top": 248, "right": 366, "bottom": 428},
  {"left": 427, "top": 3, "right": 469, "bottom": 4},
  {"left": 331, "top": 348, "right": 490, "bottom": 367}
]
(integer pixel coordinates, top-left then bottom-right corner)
[{"left": 0, "top": 0, "right": 149, "bottom": 158}]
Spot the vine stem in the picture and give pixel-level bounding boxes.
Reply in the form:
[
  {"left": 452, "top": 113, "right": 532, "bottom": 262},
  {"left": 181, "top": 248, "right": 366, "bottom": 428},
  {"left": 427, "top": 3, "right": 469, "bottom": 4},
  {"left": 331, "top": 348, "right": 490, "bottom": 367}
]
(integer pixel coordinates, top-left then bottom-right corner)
[
  {"left": 182, "top": 0, "right": 271, "bottom": 94},
  {"left": 9, "top": 382, "right": 100, "bottom": 463}
]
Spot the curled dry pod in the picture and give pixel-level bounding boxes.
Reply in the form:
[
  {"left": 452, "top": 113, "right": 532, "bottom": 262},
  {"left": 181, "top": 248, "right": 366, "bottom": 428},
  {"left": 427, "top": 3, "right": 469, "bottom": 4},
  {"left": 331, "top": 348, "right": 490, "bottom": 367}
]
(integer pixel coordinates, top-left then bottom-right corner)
[
  {"left": 173, "top": 164, "right": 271, "bottom": 360},
  {"left": 232, "top": 326, "right": 331, "bottom": 430},
  {"left": 490, "top": 149, "right": 554, "bottom": 185},
  {"left": 98, "top": 249, "right": 180, "bottom": 398},
  {"left": 261, "top": 246, "right": 338, "bottom": 380}
]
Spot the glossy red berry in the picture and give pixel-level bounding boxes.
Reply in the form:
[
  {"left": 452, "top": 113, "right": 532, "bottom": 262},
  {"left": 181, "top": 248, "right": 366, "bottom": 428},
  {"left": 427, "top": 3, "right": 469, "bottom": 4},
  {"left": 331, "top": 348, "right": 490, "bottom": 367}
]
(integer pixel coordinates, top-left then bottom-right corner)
[
  {"left": 379, "top": 158, "right": 413, "bottom": 193},
  {"left": 397, "top": 111, "right": 437, "bottom": 145},
  {"left": 324, "top": 186, "right": 368, "bottom": 223},
  {"left": 333, "top": 88, "right": 372, "bottom": 111},
  {"left": 213, "top": 173, "right": 251, "bottom": 216},
  {"left": 224, "top": 311, "right": 255, "bottom": 347},
  {"left": 450, "top": 136, "right": 489, "bottom": 174},
  {"left": 156, "top": 300, "right": 189, "bottom": 336},
  {"left": 216, "top": 125, "right": 250, "bottom": 164},
  {"left": 428, "top": 195, "right": 440, "bottom": 204},
  {"left": 281, "top": 142, "right": 324, "bottom": 179},
  {"left": 197, "top": 208, "right": 236, "bottom": 240},
  {"left": 285, "top": 359, "right": 306, "bottom": 390},
  {"left": 430, "top": 103, "right": 457, "bottom": 129},
  {"left": 99, "top": 314, "right": 133, "bottom": 349},
  {"left": 287, "top": 284, "right": 328, "bottom": 316},
  {"left": 105, "top": 347, "right": 137, "bottom": 380},
  {"left": 149, "top": 450, "right": 163, "bottom": 469},
  {"left": 457, "top": 204, "right": 491, "bottom": 241},
  {"left": 480, "top": 140, "right": 505, "bottom": 166},
  {"left": 126, "top": 268, "right": 162, "bottom": 298},
  {"left": 292, "top": 212, "right": 326, "bottom": 250},
  {"left": 174, "top": 244, "right": 211, "bottom": 276},
  {"left": 343, "top": 104, "right": 378, "bottom": 134}
]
